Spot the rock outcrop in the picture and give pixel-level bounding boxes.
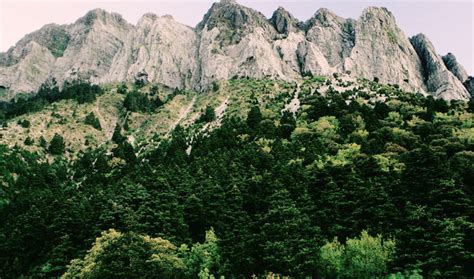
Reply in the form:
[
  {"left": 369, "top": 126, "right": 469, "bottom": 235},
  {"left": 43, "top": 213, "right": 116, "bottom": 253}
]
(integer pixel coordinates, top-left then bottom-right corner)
[
  {"left": 103, "top": 13, "right": 198, "bottom": 89},
  {"left": 270, "top": 7, "right": 299, "bottom": 35},
  {"left": 410, "top": 34, "right": 470, "bottom": 100},
  {"left": 54, "top": 9, "right": 132, "bottom": 86},
  {"left": 196, "top": 0, "right": 304, "bottom": 88},
  {"left": 297, "top": 8, "right": 352, "bottom": 76},
  {"left": 442, "top": 53, "right": 469, "bottom": 83},
  {"left": 345, "top": 7, "right": 427, "bottom": 93},
  {"left": 0, "top": 0, "right": 471, "bottom": 100},
  {"left": 464, "top": 77, "right": 474, "bottom": 98}
]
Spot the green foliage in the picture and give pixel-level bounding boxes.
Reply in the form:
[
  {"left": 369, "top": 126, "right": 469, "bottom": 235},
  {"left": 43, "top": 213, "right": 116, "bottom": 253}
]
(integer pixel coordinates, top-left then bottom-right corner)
[
  {"left": 24, "top": 136, "right": 34, "bottom": 146},
  {"left": 0, "top": 81, "right": 103, "bottom": 120},
  {"left": 183, "top": 228, "right": 221, "bottom": 278},
  {"left": 48, "top": 29, "right": 70, "bottom": 57},
  {"left": 48, "top": 133, "right": 65, "bottom": 155},
  {"left": 61, "top": 81, "right": 103, "bottom": 104},
  {"left": 212, "top": 81, "right": 220, "bottom": 92},
  {"left": 84, "top": 112, "right": 101, "bottom": 130},
  {"left": 319, "top": 231, "right": 395, "bottom": 278},
  {"left": 112, "top": 124, "right": 124, "bottom": 144},
  {"left": 319, "top": 238, "right": 345, "bottom": 278},
  {"left": 18, "top": 119, "right": 30, "bottom": 128},
  {"left": 198, "top": 105, "right": 216, "bottom": 123},
  {"left": 387, "top": 29, "right": 398, "bottom": 44},
  {"left": 123, "top": 90, "right": 163, "bottom": 113},
  {"left": 261, "top": 189, "right": 321, "bottom": 276},
  {"left": 279, "top": 111, "right": 296, "bottom": 139},
  {"left": 0, "top": 79, "right": 473, "bottom": 278},
  {"left": 134, "top": 78, "right": 146, "bottom": 89},
  {"left": 117, "top": 83, "right": 128, "bottom": 94},
  {"left": 389, "top": 270, "right": 423, "bottom": 279},
  {"left": 39, "top": 135, "right": 48, "bottom": 148},
  {"left": 62, "top": 229, "right": 186, "bottom": 279},
  {"left": 246, "top": 105, "right": 262, "bottom": 128}
]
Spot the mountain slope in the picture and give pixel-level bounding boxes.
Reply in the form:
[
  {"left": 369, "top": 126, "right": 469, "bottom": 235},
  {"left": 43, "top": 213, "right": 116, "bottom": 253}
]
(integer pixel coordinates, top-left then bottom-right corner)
[
  {"left": 1, "top": 75, "right": 473, "bottom": 278},
  {"left": 0, "top": 0, "right": 471, "bottom": 100}
]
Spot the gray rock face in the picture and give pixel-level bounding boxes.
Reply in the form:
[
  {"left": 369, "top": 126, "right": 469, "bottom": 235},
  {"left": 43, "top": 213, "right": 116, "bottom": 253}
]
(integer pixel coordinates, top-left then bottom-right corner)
[
  {"left": 196, "top": 0, "right": 301, "bottom": 88},
  {"left": 442, "top": 53, "right": 469, "bottom": 82},
  {"left": 54, "top": 9, "right": 132, "bottom": 86},
  {"left": 270, "top": 7, "right": 299, "bottom": 35},
  {"left": 345, "top": 7, "right": 427, "bottom": 93},
  {"left": 464, "top": 77, "right": 474, "bottom": 97},
  {"left": 0, "top": 1, "right": 471, "bottom": 100},
  {"left": 104, "top": 13, "right": 198, "bottom": 89},
  {"left": 0, "top": 41, "right": 55, "bottom": 98},
  {"left": 410, "top": 34, "right": 470, "bottom": 100},
  {"left": 304, "top": 8, "right": 354, "bottom": 70}
]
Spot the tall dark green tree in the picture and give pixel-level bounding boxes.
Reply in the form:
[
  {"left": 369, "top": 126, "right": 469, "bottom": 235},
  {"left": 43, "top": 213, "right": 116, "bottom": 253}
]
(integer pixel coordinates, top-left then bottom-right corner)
[
  {"left": 246, "top": 106, "right": 262, "bottom": 129},
  {"left": 48, "top": 133, "right": 65, "bottom": 155},
  {"left": 261, "top": 189, "right": 321, "bottom": 277}
]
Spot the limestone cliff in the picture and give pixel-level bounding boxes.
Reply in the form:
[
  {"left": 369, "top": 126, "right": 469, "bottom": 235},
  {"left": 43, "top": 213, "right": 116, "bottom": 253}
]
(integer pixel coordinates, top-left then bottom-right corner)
[
  {"left": 0, "top": 0, "right": 471, "bottom": 100},
  {"left": 410, "top": 34, "right": 470, "bottom": 100}
]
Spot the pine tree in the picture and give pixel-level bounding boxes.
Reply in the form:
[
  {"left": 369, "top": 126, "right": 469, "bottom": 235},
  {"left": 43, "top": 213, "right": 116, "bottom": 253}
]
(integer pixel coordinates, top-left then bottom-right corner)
[
  {"left": 261, "top": 189, "right": 320, "bottom": 277},
  {"left": 198, "top": 106, "right": 216, "bottom": 123},
  {"left": 246, "top": 106, "right": 262, "bottom": 129},
  {"left": 218, "top": 185, "right": 254, "bottom": 275},
  {"left": 84, "top": 112, "right": 101, "bottom": 130},
  {"left": 112, "top": 124, "right": 124, "bottom": 144},
  {"left": 48, "top": 133, "right": 65, "bottom": 155}
]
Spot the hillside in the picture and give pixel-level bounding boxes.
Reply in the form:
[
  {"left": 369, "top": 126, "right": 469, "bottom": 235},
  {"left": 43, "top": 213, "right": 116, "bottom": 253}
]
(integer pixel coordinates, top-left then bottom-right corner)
[
  {"left": 0, "top": 75, "right": 473, "bottom": 277},
  {"left": 2, "top": 74, "right": 456, "bottom": 157},
  {"left": 0, "top": 0, "right": 473, "bottom": 277}
]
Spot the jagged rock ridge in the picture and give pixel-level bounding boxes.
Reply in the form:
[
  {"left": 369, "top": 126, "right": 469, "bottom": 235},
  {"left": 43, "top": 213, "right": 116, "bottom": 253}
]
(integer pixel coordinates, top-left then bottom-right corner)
[{"left": 0, "top": 0, "right": 471, "bottom": 100}]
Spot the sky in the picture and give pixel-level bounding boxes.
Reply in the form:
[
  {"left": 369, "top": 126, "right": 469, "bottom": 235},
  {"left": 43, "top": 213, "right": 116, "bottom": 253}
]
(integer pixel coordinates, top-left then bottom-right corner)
[{"left": 0, "top": 0, "right": 473, "bottom": 74}]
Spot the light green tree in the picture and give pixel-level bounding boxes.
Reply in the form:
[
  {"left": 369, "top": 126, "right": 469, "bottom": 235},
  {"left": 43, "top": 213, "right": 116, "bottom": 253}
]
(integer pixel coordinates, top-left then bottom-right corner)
[
  {"left": 319, "top": 230, "right": 396, "bottom": 278},
  {"left": 319, "top": 238, "right": 345, "bottom": 278},
  {"left": 62, "top": 229, "right": 186, "bottom": 279},
  {"left": 182, "top": 228, "right": 221, "bottom": 279}
]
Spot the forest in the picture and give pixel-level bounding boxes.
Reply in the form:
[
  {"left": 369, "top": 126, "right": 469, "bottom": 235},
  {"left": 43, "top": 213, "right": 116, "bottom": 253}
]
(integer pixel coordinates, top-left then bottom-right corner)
[{"left": 0, "top": 80, "right": 473, "bottom": 278}]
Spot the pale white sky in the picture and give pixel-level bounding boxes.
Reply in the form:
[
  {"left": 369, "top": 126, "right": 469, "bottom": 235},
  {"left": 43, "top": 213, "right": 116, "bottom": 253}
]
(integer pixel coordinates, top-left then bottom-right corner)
[{"left": 0, "top": 0, "right": 473, "bottom": 74}]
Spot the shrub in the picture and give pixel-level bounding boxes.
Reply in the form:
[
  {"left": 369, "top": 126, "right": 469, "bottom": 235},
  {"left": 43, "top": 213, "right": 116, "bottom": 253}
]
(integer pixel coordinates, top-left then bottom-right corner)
[
  {"left": 62, "top": 229, "right": 186, "bottom": 279},
  {"left": 319, "top": 231, "right": 395, "bottom": 278},
  {"left": 24, "top": 136, "right": 34, "bottom": 146},
  {"left": 48, "top": 133, "right": 65, "bottom": 155},
  {"left": 84, "top": 112, "right": 101, "bottom": 130},
  {"left": 18, "top": 119, "right": 30, "bottom": 128},
  {"left": 198, "top": 106, "right": 216, "bottom": 123}
]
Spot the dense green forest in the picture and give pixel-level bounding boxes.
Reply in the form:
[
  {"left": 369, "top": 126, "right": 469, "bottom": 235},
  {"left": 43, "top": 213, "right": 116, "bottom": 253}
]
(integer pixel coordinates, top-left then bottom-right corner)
[{"left": 0, "top": 79, "right": 473, "bottom": 278}]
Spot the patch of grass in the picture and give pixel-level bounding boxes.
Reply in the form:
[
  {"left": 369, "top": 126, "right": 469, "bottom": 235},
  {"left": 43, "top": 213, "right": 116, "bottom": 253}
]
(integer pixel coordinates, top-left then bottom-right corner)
[
  {"left": 48, "top": 29, "right": 70, "bottom": 57},
  {"left": 387, "top": 29, "right": 397, "bottom": 44}
]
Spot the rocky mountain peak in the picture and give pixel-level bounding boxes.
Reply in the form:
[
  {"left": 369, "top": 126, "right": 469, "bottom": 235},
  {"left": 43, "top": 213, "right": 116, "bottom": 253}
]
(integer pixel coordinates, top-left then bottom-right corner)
[
  {"left": 197, "top": 0, "right": 268, "bottom": 31},
  {"left": 161, "top": 15, "right": 175, "bottom": 20},
  {"left": 442, "top": 52, "right": 469, "bottom": 82},
  {"left": 464, "top": 77, "right": 474, "bottom": 97},
  {"left": 270, "top": 6, "right": 300, "bottom": 34},
  {"left": 0, "top": 3, "right": 471, "bottom": 101},
  {"left": 140, "top": 13, "right": 158, "bottom": 21},
  {"left": 410, "top": 33, "right": 470, "bottom": 100},
  {"left": 137, "top": 13, "right": 180, "bottom": 29},
  {"left": 359, "top": 6, "right": 398, "bottom": 32},
  {"left": 362, "top": 6, "right": 392, "bottom": 16},
  {"left": 76, "top": 8, "right": 126, "bottom": 27},
  {"left": 0, "top": 23, "right": 69, "bottom": 69},
  {"left": 307, "top": 8, "right": 344, "bottom": 29},
  {"left": 76, "top": 8, "right": 107, "bottom": 24},
  {"left": 220, "top": 0, "right": 237, "bottom": 5},
  {"left": 410, "top": 33, "right": 441, "bottom": 76}
]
